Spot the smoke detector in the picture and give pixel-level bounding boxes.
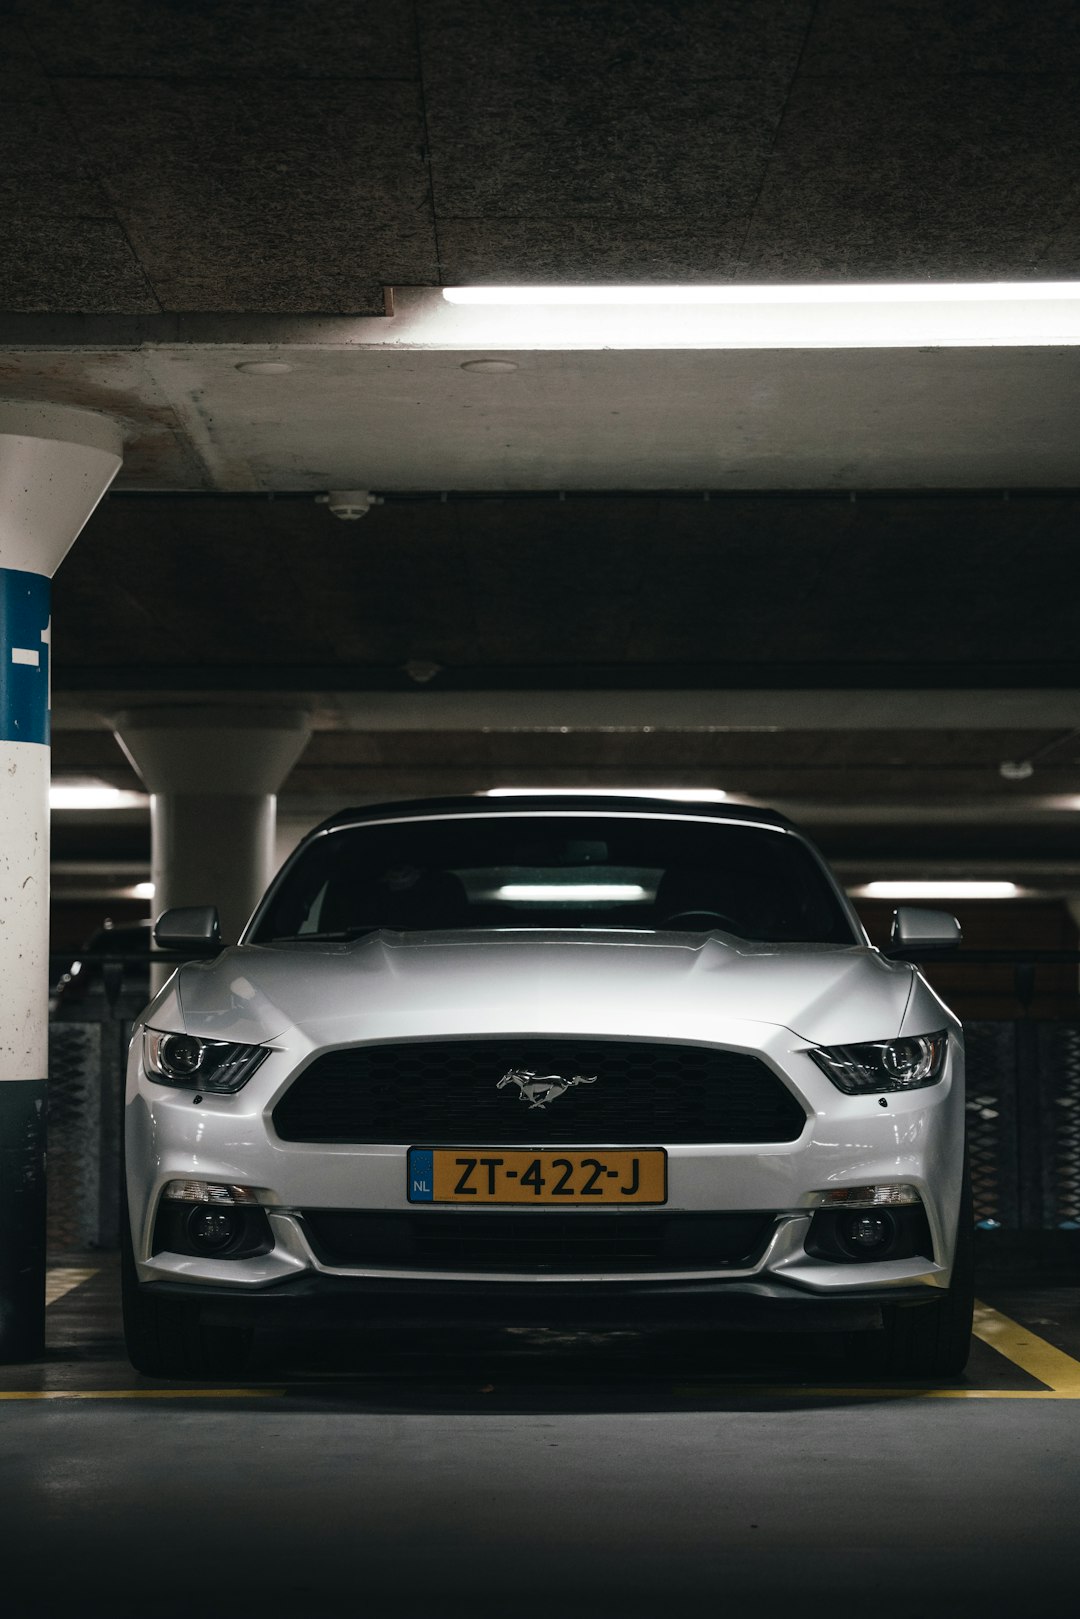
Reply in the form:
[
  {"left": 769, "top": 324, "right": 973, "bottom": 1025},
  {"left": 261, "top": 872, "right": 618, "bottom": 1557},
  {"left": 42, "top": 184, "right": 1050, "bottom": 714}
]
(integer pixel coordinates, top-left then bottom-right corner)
[{"left": 316, "top": 490, "right": 384, "bottom": 521}]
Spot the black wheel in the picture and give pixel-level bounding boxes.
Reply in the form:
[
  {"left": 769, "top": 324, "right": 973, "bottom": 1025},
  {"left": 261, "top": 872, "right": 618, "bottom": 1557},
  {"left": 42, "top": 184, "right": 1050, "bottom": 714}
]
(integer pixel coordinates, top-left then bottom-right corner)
[
  {"left": 859, "top": 1165, "right": 974, "bottom": 1380},
  {"left": 120, "top": 1200, "right": 253, "bottom": 1380}
]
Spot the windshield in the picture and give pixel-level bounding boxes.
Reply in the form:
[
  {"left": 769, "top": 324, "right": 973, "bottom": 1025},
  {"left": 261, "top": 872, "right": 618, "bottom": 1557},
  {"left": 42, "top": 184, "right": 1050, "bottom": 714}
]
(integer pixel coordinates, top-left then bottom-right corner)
[{"left": 250, "top": 813, "right": 857, "bottom": 946}]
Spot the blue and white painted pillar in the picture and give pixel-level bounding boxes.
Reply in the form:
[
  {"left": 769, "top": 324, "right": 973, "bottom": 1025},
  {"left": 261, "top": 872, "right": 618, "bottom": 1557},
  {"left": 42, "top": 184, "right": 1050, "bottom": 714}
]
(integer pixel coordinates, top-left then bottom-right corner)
[{"left": 0, "top": 404, "right": 122, "bottom": 1362}]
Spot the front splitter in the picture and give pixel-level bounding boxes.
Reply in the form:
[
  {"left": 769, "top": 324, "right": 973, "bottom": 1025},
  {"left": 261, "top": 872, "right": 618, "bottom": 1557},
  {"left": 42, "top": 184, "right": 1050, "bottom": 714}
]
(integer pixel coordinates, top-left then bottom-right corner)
[{"left": 143, "top": 1271, "right": 940, "bottom": 1332}]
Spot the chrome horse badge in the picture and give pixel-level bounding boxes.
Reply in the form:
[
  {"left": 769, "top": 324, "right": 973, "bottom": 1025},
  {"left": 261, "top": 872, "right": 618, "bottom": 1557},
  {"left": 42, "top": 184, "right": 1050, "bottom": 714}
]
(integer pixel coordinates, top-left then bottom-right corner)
[{"left": 497, "top": 1069, "right": 597, "bottom": 1109}]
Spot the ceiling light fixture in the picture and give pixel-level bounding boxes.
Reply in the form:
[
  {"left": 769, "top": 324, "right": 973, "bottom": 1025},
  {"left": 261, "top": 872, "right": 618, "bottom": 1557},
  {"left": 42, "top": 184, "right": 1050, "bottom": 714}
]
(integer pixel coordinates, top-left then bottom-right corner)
[
  {"left": 50, "top": 786, "right": 148, "bottom": 811},
  {"left": 433, "top": 282, "right": 1080, "bottom": 348},
  {"left": 858, "top": 881, "right": 1019, "bottom": 900},
  {"left": 496, "top": 883, "right": 649, "bottom": 903},
  {"left": 443, "top": 282, "right": 1080, "bottom": 306}
]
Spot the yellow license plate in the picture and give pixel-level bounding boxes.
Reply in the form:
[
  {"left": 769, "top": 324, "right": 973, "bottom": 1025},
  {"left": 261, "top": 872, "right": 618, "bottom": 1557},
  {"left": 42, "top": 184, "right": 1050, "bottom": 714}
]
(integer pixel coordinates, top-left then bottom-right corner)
[{"left": 407, "top": 1147, "right": 666, "bottom": 1204}]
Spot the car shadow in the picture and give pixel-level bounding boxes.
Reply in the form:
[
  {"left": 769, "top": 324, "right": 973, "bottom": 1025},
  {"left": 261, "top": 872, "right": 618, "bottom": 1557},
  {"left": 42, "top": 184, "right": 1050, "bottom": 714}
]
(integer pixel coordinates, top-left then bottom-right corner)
[{"left": 224, "top": 1319, "right": 1002, "bottom": 1414}]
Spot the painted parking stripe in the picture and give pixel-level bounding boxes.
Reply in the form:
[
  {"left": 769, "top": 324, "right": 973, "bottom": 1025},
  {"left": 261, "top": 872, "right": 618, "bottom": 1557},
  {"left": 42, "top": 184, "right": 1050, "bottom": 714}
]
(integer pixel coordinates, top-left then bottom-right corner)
[
  {"left": 12, "top": 1380, "right": 1070, "bottom": 1403},
  {"left": 669, "top": 1385, "right": 1080, "bottom": 1399},
  {"left": 45, "top": 1268, "right": 99, "bottom": 1307},
  {"left": 971, "top": 1301, "right": 1080, "bottom": 1393}
]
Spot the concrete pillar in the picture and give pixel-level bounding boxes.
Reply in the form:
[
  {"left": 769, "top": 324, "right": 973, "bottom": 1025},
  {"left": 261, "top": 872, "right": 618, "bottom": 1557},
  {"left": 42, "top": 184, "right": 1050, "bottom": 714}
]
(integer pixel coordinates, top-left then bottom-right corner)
[
  {"left": 0, "top": 403, "right": 122, "bottom": 1361},
  {"left": 112, "top": 708, "right": 311, "bottom": 966}
]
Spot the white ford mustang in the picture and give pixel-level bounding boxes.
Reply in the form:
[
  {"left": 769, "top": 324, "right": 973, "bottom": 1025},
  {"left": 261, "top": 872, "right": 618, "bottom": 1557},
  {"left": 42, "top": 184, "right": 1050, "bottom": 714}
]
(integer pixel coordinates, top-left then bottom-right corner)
[{"left": 122, "top": 795, "right": 972, "bottom": 1379}]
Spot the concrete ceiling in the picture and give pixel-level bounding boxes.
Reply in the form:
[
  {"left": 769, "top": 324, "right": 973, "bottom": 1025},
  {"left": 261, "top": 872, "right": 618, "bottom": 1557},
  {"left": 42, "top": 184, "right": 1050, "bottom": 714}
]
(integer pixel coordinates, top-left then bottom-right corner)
[
  {"left": 3, "top": 1, "right": 1080, "bottom": 900},
  {"left": 4, "top": 1, "right": 1080, "bottom": 311},
  {"left": 2, "top": 314, "right": 1079, "bottom": 491}
]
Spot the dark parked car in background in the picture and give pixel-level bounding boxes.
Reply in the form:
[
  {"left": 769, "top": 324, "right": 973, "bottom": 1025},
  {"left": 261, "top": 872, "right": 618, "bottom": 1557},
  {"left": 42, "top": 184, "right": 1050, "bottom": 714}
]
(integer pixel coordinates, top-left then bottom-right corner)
[{"left": 52, "top": 919, "right": 152, "bottom": 1020}]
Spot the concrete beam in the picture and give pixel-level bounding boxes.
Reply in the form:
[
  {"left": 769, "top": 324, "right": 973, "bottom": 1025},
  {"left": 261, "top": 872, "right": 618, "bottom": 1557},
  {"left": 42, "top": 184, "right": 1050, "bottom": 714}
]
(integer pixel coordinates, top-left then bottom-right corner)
[{"left": 47, "top": 688, "right": 1080, "bottom": 734}]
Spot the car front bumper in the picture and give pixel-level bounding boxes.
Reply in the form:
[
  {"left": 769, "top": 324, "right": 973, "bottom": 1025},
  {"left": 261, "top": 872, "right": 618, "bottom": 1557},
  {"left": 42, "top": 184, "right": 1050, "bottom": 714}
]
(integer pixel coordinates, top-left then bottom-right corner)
[{"left": 126, "top": 1022, "right": 966, "bottom": 1315}]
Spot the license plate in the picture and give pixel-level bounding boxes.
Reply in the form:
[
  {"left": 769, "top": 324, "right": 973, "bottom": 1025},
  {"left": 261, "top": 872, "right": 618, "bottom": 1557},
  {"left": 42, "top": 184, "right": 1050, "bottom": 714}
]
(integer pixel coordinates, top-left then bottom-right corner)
[{"left": 407, "top": 1147, "right": 666, "bottom": 1204}]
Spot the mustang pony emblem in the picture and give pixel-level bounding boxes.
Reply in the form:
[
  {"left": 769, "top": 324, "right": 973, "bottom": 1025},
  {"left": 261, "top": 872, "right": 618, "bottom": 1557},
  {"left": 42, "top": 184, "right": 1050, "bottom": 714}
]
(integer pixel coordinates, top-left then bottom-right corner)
[{"left": 497, "top": 1069, "right": 597, "bottom": 1109}]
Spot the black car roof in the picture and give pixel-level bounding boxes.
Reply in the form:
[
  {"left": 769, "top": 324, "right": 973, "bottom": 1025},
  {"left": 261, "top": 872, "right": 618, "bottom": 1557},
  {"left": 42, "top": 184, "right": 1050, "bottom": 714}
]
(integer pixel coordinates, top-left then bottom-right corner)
[{"left": 313, "top": 795, "right": 795, "bottom": 836}]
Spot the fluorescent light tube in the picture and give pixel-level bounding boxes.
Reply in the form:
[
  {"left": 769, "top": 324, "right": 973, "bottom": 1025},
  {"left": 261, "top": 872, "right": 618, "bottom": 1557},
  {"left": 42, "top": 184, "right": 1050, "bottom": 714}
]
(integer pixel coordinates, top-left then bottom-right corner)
[
  {"left": 859, "top": 881, "right": 1019, "bottom": 900},
  {"left": 496, "top": 884, "right": 649, "bottom": 903},
  {"left": 444, "top": 282, "right": 1080, "bottom": 306},
  {"left": 428, "top": 282, "right": 1080, "bottom": 347},
  {"left": 50, "top": 786, "right": 148, "bottom": 811}
]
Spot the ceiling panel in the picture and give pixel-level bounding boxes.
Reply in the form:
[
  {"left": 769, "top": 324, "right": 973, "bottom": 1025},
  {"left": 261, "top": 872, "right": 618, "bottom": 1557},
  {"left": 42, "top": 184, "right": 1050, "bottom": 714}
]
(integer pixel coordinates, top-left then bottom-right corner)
[{"left": 3, "top": 0, "right": 1079, "bottom": 312}]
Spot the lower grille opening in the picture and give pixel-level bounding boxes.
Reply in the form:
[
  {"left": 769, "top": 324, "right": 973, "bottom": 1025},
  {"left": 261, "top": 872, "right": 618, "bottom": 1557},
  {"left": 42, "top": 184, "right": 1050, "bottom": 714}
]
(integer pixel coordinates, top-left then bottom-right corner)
[{"left": 298, "top": 1209, "right": 779, "bottom": 1274}]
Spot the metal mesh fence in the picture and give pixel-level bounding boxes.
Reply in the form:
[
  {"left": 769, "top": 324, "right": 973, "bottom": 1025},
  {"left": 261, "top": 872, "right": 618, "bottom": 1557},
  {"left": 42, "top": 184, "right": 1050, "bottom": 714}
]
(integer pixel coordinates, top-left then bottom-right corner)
[
  {"left": 47, "top": 1015, "right": 127, "bottom": 1251},
  {"left": 966, "top": 1020, "right": 1080, "bottom": 1231},
  {"left": 1036, "top": 1024, "right": 1080, "bottom": 1228},
  {"left": 963, "top": 1021, "right": 1019, "bottom": 1228},
  {"left": 47, "top": 1022, "right": 103, "bottom": 1250}
]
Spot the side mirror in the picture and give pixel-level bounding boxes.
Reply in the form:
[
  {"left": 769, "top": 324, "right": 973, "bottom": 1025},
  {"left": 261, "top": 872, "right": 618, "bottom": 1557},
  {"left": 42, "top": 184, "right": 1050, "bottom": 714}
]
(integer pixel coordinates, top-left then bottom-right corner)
[
  {"left": 153, "top": 906, "right": 222, "bottom": 957},
  {"left": 885, "top": 906, "right": 962, "bottom": 960}
]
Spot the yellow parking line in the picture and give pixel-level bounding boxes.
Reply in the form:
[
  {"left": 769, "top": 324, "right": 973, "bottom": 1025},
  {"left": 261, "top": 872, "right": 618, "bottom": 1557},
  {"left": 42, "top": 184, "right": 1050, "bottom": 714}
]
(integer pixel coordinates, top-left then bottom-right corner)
[
  {"left": 6, "top": 1381, "right": 1079, "bottom": 1404},
  {"left": 0, "top": 1388, "right": 285, "bottom": 1401},
  {"left": 671, "top": 1384, "right": 1080, "bottom": 1399},
  {"left": 45, "top": 1268, "right": 98, "bottom": 1307},
  {"left": 972, "top": 1301, "right": 1080, "bottom": 1393}
]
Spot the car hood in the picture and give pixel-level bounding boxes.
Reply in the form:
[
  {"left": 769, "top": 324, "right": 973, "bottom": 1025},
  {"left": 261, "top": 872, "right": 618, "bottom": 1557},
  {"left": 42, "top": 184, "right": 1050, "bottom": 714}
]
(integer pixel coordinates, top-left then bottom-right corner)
[{"left": 147, "top": 928, "right": 917, "bottom": 1052}]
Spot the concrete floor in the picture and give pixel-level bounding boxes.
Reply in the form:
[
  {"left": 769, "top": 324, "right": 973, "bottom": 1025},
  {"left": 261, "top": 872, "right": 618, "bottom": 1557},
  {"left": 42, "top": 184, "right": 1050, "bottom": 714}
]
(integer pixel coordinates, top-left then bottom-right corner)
[{"left": 2, "top": 1260, "right": 1080, "bottom": 1619}]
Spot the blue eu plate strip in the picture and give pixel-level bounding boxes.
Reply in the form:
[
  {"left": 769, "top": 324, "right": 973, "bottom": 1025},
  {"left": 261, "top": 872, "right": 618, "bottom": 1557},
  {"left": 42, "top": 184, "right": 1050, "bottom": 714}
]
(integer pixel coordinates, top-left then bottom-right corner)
[{"left": 408, "top": 1148, "right": 433, "bottom": 1202}]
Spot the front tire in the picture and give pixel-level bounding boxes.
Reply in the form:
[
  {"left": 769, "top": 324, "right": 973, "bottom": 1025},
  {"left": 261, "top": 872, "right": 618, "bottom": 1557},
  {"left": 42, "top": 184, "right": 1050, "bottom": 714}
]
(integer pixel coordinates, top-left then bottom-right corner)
[
  {"left": 120, "top": 1203, "right": 253, "bottom": 1380},
  {"left": 863, "top": 1167, "right": 974, "bottom": 1380}
]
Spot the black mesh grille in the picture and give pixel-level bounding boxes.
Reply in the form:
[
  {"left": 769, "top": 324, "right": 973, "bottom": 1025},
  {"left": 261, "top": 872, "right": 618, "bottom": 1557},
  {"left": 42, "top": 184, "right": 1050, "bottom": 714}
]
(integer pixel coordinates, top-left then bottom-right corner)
[
  {"left": 272, "top": 1039, "right": 807, "bottom": 1145},
  {"left": 298, "top": 1209, "right": 778, "bottom": 1274}
]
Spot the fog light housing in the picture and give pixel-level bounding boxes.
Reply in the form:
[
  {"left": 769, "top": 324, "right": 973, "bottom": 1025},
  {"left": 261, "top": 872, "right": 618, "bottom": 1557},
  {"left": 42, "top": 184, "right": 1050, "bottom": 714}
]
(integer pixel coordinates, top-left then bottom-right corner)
[
  {"left": 805, "top": 1201, "right": 934, "bottom": 1264},
  {"left": 187, "top": 1206, "right": 241, "bottom": 1252},
  {"left": 839, "top": 1210, "right": 896, "bottom": 1256},
  {"left": 152, "top": 1186, "right": 273, "bottom": 1260}
]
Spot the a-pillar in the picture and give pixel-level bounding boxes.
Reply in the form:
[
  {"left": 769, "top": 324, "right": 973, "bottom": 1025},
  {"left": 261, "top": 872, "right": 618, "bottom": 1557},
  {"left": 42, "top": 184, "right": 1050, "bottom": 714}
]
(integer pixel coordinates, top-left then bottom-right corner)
[
  {"left": 112, "top": 708, "right": 311, "bottom": 968},
  {"left": 0, "top": 404, "right": 122, "bottom": 1362}
]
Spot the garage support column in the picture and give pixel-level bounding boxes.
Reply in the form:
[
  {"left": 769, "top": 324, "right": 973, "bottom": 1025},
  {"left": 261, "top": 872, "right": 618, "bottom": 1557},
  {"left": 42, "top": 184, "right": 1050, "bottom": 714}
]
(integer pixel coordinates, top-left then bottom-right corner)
[
  {"left": 112, "top": 709, "right": 311, "bottom": 964},
  {"left": 0, "top": 405, "right": 122, "bottom": 1363}
]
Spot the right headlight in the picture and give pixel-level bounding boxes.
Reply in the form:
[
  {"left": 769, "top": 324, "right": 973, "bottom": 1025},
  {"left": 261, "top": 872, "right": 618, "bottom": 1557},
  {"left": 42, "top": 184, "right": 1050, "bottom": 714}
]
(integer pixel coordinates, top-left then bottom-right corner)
[
  {"left": 808, "top": 1031, "right": 947, "bottom": 1094},
  {"left": 142, "top": 1029, "right": 270, "bottom": 1093}
]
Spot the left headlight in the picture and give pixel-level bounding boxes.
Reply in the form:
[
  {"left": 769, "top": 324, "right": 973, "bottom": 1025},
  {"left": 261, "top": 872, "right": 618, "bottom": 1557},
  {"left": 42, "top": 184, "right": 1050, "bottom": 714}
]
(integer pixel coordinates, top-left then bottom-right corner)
[
  {"left": 142, "top": 1029, "right": 270, "bottom": 1093},
  {"left": 808, "top": 1031, "right": 948, "bottom": 1094}
]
